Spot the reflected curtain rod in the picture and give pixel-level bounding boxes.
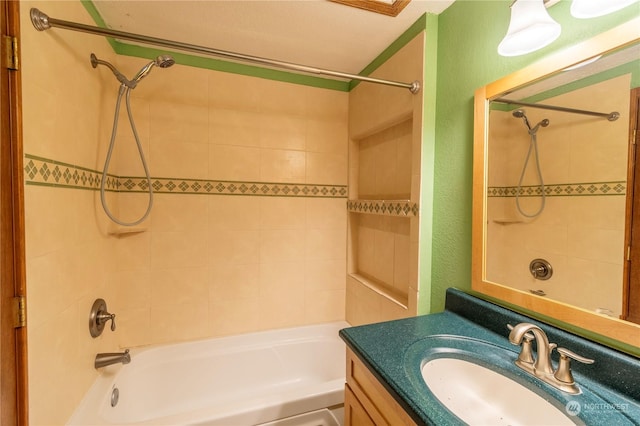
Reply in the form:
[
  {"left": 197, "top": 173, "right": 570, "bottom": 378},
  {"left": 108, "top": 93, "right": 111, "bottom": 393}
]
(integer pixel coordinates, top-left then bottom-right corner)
[
  {"left": 29, "top": 8, "right": 421, "bottom": 94},
  {"left": 493, "top": 98, "right": 619, "bottom": 121}
]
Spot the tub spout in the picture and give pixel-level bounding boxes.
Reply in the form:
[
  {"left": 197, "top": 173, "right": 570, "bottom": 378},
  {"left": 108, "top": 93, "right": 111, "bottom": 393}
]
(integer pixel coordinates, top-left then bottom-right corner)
[{"left": 95, "top": 349, "right": 130, "bottom": 369}]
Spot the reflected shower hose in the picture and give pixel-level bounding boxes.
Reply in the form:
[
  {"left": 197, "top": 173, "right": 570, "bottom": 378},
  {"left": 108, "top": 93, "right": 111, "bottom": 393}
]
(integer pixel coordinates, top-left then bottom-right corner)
[
  {"left": 100, "top": 85, "right": 153, "bottom": 226},
  {"left": 515, "top": 126, "right": 546, "bottom": 218}
]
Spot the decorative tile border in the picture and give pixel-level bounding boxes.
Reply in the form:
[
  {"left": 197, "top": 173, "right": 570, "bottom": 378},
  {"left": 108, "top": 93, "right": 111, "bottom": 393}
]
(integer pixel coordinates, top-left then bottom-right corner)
[
  {"left": 136, "top": 177, "right": 347, "bottom": 197},
  {"left": 24, "top": 154, "right": 347, "bottom": 198},
  {"left": 487, "top": 181, "right": 626, "bottom": 197},
  {"left": 24, "top": 154, "right": 117, "bottom": 191},
  {"left": 347, "top": 199, "right": 419, "bottom": 217}
]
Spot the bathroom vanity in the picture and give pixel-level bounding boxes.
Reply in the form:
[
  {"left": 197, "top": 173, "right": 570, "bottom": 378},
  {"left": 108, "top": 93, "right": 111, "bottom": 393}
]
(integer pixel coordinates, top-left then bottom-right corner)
[
  {"left": 340, "top": 15, "right": 640, "bottom": 426},
  {"left": 340, "top": 288, "right": 640, "bottom": 425}
]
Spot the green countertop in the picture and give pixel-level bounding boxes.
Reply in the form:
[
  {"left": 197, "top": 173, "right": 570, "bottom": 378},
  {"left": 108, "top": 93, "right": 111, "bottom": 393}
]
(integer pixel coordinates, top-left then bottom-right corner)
[{"left": 339, "top": 288, "right": 640, "bottom": 426}]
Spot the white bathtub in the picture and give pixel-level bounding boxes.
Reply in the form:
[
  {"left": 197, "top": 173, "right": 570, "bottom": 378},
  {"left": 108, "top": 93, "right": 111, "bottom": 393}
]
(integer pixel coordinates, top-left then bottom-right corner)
[{"left": 68, "top": 322, "right": 349, "bottom": 425}]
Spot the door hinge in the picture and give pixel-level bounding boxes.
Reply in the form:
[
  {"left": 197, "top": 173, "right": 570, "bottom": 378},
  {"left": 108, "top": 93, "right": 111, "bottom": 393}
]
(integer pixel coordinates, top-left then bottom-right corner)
[
  {"left": 4, "top": 35, "right": 19, "bottom": 70},
  {"left": 13, "top": 296, "right": 26, "bottom": 328}
]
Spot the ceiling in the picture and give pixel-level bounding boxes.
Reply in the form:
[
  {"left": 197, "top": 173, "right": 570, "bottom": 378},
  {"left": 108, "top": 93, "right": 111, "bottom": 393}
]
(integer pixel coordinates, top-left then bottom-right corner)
[{"left": 91, "top": 0, "right": 456, "bottom": 75}]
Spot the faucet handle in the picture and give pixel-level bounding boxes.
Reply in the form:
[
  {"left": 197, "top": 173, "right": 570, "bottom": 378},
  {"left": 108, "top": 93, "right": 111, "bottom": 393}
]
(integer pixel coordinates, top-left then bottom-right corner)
[
  {"left": 507, "top": 324, "right": 535, "bottom": 364},
  {"left": 98, "top": 312, "right": 116, "bottom": 331},
  {"left": 89, "top": 299, "right": 117, "bottom": 337},
  {"left": 554, "top": 347, "right": 595, "bottom": 384},
  {"left": 557, "top": 347, "right": 594, "bottom": 364}
]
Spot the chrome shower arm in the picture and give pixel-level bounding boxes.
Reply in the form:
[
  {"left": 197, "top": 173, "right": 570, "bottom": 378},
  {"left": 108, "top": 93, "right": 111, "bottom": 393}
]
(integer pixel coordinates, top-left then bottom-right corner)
[{"left": 90, "top": 54, "right": 134, "bottom": 88}]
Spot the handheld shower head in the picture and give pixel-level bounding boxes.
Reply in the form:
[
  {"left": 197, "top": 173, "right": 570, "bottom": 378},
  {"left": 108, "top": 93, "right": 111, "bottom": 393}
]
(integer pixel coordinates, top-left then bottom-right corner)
[
  {"left": 132, "top": 55, "right": 176, "bottom": 83},
  {"left": 530, "top": 118, "right": 550, "bottom": 133},
  {"left": 155, "top": 55, "right": 176, "bottom": 68},
  {"left": 90, "top": 53, "right": 175, "bottom": 88},
  {"left": 512, "top": 108, "right": 550, "bottom": 133}
]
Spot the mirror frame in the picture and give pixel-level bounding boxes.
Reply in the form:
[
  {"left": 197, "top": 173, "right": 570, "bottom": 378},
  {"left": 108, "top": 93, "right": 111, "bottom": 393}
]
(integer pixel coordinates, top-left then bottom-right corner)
[{"left": 473, "top": 17, "right": 640, "bottom": 349}]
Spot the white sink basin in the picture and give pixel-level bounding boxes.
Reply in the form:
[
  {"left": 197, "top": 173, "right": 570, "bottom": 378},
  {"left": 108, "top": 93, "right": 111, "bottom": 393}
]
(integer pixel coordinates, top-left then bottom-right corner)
[{"left": 422, "top": 357, "right": 575, "bottom": 425}]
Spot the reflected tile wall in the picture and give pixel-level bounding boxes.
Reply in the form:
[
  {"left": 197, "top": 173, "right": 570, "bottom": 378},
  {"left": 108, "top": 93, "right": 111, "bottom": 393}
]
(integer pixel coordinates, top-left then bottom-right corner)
[{"left": 485, "top": 76, "right": 630, "bottom": 317}]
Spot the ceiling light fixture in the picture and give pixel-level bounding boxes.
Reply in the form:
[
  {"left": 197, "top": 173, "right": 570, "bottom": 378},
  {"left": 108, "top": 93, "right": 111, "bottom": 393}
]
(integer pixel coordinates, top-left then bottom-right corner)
[
  {"left": 570, "top": 0, "right": 640, "bottom": 18},
  {"left": 498, "top": 0, "right": 562, "bottom": 57}
]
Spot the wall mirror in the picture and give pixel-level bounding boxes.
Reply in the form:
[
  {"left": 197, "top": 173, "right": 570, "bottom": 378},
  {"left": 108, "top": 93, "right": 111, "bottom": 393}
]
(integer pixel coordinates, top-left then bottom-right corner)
[{"left": 473, "top": 18, "right": 640, "bottom": 350}]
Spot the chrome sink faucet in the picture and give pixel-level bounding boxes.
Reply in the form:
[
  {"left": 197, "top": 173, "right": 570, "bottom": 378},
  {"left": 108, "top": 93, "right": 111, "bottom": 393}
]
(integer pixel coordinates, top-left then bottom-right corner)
[
  {"left": 508, "top": 323, "right": 594, "bottom": 394},
  {"left": 95, "top": 349, "right": 131, "bottom": 369}
]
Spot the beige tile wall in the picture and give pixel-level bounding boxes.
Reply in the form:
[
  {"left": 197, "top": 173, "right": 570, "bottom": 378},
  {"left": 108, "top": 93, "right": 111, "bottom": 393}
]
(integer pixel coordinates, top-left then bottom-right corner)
[
  {"left": 354, "top": 214, "right": 411, "bottom": 297},
  {"left": 111, "top": 61, "right": 348, "bottom": 346},
  {"left": 21, "top": 1, "right": 120, "bottom": 424},
  {"left": 486, "top": 75, "right": 630, "bottom": 317},
  {"left": 358, "top": 119, "right": 413, "bottom": 200},
  {"left": 22, "top": 2, "right": 348, "bottom": 424}
]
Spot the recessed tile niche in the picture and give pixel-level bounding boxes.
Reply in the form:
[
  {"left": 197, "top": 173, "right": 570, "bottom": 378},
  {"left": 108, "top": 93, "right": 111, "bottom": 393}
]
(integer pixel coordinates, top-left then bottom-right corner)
[
  {"left": 346, "top": 32, "right": 425, "bottom": 325},
  {"left": 350, "top": 119, "right": 413, "bottom": 302}
]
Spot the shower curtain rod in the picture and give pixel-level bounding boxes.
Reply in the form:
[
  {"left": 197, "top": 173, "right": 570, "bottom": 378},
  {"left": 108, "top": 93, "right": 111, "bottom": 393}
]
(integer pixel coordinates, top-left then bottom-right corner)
[
  {"left": 493, "top": 98, "right": 619, "bottom": 121},
  {"left": 29, "top": 8, "right": 421, "bottom": 94}
]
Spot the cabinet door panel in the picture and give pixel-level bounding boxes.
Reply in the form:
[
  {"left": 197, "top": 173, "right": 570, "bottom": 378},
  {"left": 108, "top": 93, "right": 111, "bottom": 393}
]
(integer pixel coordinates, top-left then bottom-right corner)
[
  {"left": 345, "top": 384, "right": 376, "bottom": 426},
  {"left": 345, "top": 348, "right": 417, "bottom": 426}
]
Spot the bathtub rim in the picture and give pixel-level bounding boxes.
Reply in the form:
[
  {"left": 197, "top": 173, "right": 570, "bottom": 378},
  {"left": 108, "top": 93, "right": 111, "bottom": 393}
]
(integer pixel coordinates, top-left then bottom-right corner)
[{"left": 67, "top": 320, "right": 351, "bottom": 426}]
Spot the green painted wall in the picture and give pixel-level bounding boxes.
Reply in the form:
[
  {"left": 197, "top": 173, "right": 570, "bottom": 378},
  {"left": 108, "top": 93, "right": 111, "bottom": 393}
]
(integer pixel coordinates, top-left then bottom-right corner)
[{"left": 427, "top": 0, "right": 638, "bottom": 315}]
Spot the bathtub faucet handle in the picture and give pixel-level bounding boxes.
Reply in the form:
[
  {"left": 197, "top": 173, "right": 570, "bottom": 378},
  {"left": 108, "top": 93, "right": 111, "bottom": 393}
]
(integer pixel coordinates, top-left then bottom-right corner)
[
  {"left": 89, "top": 298, "right": 118, "bottom": 337},
  {"left": 98, "top": 311, "right": 116, "bottom": 331}
]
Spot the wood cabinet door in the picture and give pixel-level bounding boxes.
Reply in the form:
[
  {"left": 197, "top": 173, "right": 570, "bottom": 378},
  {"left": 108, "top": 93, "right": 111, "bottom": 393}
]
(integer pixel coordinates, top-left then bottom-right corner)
[{"left": 344, "top": 384, "right": 376, "bottom": 426}]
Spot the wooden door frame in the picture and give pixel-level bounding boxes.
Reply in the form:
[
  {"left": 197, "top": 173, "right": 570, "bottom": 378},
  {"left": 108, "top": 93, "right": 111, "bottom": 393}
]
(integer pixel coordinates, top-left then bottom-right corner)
[
  {"left": 623, "top": 88, "right": 640, "bottom": 324},
  {"left": 1, "top": 0, "right": 28, "bottom": 423}
]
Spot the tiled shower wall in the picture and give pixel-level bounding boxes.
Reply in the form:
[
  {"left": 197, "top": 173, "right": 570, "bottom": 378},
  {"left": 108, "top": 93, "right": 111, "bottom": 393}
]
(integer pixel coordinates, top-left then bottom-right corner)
[
  {"left": 22, "top": 1, "right": 121, "bottom": 424},
  {"left": 106, "top": 56, "right": 348, "bottom": 346},
  {"left": 22, "top": 1, "right": 347, "bottom": 423},
  {"left": 486, "top": 75, "right": 630, "bottom": 317},
  {"left": 346, "top": 33, "right": 426, "bottom": 325}
]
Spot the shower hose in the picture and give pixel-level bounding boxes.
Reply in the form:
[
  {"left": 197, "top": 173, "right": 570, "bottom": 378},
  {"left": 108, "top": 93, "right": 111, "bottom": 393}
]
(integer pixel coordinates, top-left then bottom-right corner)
[
  {"left": 515, "top": 127, "right": 546, "bottom": 218},
  {"left": 100, "top": 85, "right": 153, "bottom": 226}
]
